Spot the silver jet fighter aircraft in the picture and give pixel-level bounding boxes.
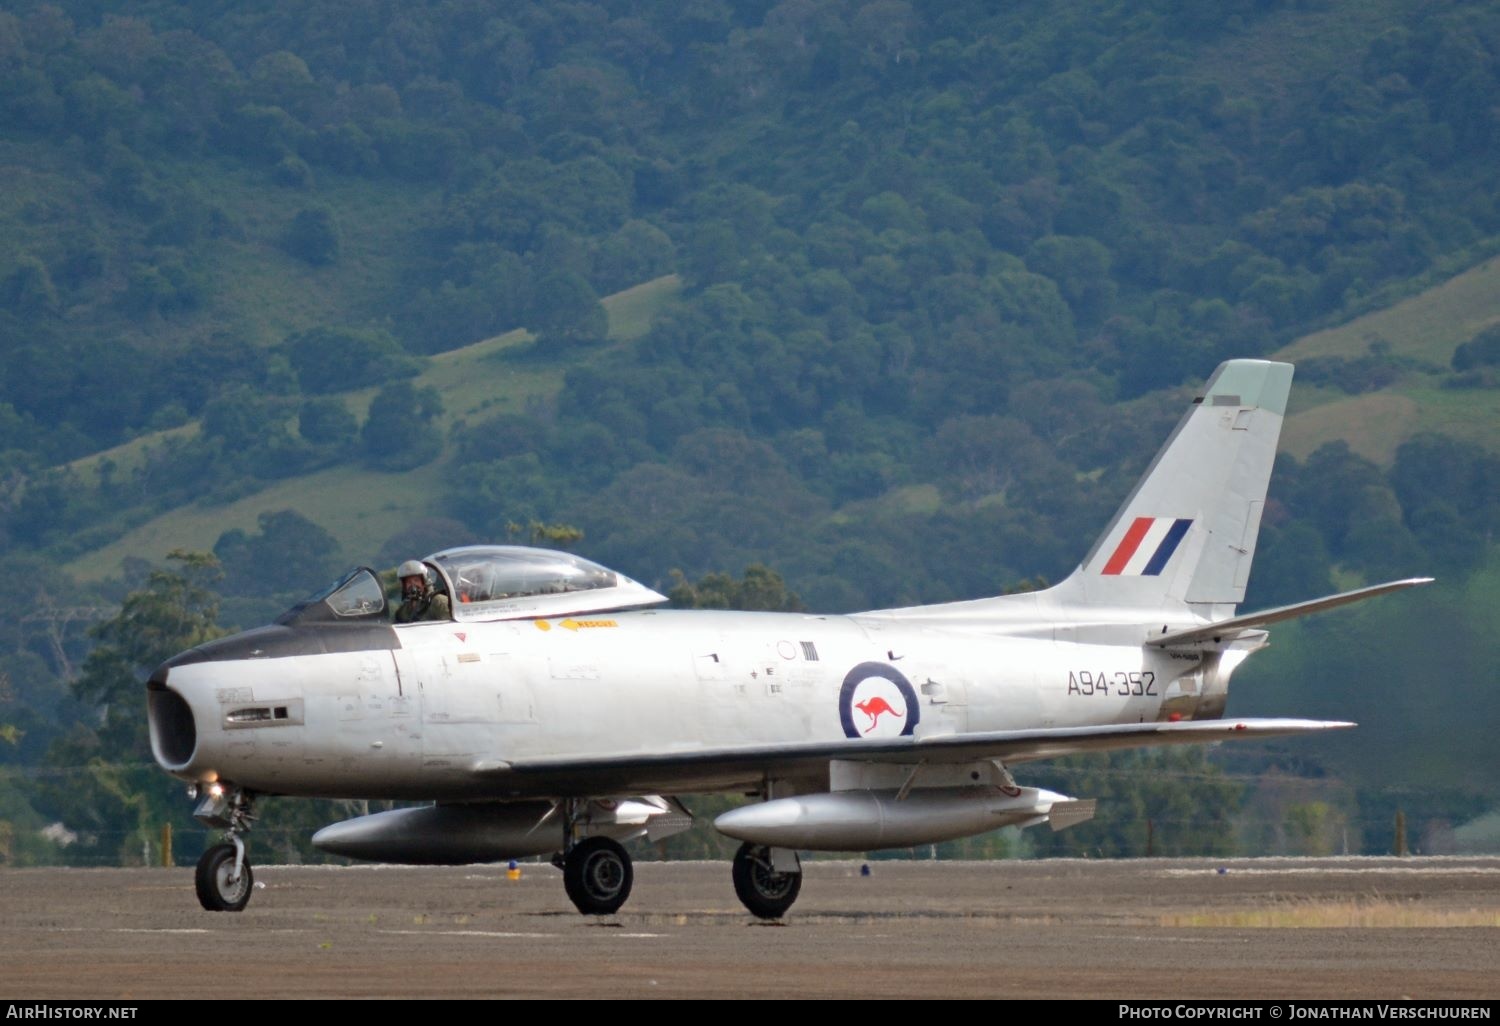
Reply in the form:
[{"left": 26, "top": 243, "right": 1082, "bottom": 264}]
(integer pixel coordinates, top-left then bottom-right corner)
[{"left": 148, "top": 360, "right": 1429, "bottom": 917}]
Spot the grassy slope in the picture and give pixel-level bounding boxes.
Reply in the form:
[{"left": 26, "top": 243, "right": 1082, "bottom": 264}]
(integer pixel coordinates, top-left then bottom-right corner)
[
  {"left": 1280, "top": 256, "right": 1500, "bottom": 365},
  {"left": 1274, "top": 256, "right": 1500, "bottom": 464},
  {"left": 65, "top": 275, "right": 681, "bottom": 580}
]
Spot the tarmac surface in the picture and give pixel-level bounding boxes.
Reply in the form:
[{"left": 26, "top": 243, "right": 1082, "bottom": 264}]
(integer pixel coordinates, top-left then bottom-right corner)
[{"left": 2, "top": 857, "right": 1497, "bottom": 1000}]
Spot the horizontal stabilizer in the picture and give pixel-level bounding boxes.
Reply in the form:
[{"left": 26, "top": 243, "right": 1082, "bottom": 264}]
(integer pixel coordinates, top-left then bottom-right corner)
[
  {"left": 1047, "top": 799, "right": 1096, "bottom": 832},
  {"left": 1147, "top": 577, "right": 1433, "bottom": 648}
]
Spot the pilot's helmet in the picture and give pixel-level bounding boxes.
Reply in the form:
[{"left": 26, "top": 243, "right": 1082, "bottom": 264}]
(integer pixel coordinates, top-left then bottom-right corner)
[{"left": 397, "top": 559, "right": 431, "bottom": 601}]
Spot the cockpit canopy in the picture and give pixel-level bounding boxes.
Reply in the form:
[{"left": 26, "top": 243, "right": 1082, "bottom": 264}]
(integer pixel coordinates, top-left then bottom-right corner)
[
  {"left": 428, "top": 545, "right": 668, "bottom": 622},
  {"left": 277, "top": 546, "right": 668, "bottom": 627}
]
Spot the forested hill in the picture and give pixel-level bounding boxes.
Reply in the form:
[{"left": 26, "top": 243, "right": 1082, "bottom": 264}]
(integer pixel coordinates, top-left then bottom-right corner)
[{"left": 2, "top": 1, "right": 1499, "bottom": 856}]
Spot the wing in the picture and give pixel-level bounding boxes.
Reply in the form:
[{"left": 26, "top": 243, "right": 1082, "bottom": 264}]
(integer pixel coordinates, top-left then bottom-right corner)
[{"left": 473, "top": 718, "right": 1352, "bottom": 798}]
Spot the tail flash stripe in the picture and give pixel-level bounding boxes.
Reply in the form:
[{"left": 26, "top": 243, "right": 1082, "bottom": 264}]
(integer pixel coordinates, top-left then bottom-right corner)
[
  {"left": 1102, "top": 517, "right": 1154, "bottom": 575},
  {"left": 1142, "top": 518, "right": 1193, "bottom": 576}
]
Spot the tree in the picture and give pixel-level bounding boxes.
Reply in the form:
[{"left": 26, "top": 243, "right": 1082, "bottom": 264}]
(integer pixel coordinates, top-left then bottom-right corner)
[
  {"left": 199, "top": 386, "right": 291, "bottom": 452},
  {"left": 36, "top": 553, "right": 224, "bottom": 865},
  {"left": 592, "top": 220, "right": 676, "bottom": 294},
  {"left": 669, "top": 564, "right": 804, "bottom": 612},
  {"left": 281, "top": 326, "right": 421, "bottom": 394},
  {"left": 1244, "top": 522, "right": 1336, "bottom": 611},
  {"left": 71, "top": 552, "right": 223, "bottom": 751},
  {"left": 298, "top": 397, "right": 357, "bottom": 449},
  {"left": 376, "top": 517, "right": 478, "bottom": 568},
  {"left": 248, "top": 50, "right": 315, "bottom": 117},
  {"left": 213, "top": 510, "right": 343, "bottom": 598},
  {"left": 1025, "top": 235, "right": 1116, "bottom": 331},
  {"left": 503, "top": 520, "right": 584, "bottom": 548},
  {"left": 120, "top": 256, "right": 203, "bottom": 316},
  {"left": 282, "top": 206, "right": 341, "bottom": 266},
  {"left": 1027, "top": 748, "right": 1243, "bottom": 857},
  {"left": 528, "top": 271, "right": 607, "bottom": 349},
  {"left": 361, "top": 381, "right": 444, "bottom": 471},
  {"left": 1451, "top": 325, "right": 1500, "bottom": 372},
  {"left": 684, "top": 221, "right": 740, "bottom": 286},
  {"left": 2, "top": 255, "right": 59, "bottom": 317}
]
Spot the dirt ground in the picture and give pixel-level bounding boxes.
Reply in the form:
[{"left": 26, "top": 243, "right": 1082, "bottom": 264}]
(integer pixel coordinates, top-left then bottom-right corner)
[{"left": 2, "top": 856, "right": 1497, "bottom": 999}]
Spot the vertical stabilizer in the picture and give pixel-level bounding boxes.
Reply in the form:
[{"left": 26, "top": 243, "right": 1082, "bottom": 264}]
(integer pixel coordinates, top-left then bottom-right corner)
[{"left": 1054, "top": 360, "right": 1292, "bottom": 616}]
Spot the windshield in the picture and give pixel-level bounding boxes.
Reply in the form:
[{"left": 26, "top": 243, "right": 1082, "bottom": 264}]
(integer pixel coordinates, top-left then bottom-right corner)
[
  {"left": 325, "top": 569, "right": 387, "bottom": 617},
  {"left": 276, "top": 568, "right": 387, "bottom": 625}
]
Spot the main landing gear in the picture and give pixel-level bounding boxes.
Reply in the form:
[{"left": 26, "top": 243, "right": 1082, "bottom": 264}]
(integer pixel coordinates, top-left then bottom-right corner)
[
  {"left": 562, "top": 836, "right": 634, "bottom": 915},
  {"left": 191, "top": 785, "right": 257, "bottom": 912},
  {"left": 555, "top": 800, "right": 634, "bottom": 915},
  {"left": 732, "top": 842, "right": 802, "bottom": 919},
  {"left": 548, "top": 799, "right": 802, "bottom": 919}
]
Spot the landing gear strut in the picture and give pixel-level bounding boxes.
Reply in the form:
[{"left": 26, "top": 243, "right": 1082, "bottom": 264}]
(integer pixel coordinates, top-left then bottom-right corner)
[
  {"left": 732, "top": 842, "right": 802, "bottom": 919},
  {"left": 191, "top": 786, "right": 257, "bottom": 912}
]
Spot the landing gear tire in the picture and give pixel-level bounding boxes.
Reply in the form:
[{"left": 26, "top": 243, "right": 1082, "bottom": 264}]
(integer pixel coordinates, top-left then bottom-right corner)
[
  {"left": 732, "top": 842, "right": 801, "bottom": 919},
  {"left": 195, "top": 843, "right": 254, "bottom": 912},
  {"left": 563, "top": 837, "right": 633, "bottom": 915}
]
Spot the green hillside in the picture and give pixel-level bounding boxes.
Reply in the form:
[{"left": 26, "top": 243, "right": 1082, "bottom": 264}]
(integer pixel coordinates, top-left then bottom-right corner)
[
  {"left": 1280, "top": 256, "right": 1500, "bottom": 366},
  {"left": 1275, "top": 256, "right": 1500, "bottom": 463},
  {"left": 65, "top": 275, "right": 681, "bottom": 580}
]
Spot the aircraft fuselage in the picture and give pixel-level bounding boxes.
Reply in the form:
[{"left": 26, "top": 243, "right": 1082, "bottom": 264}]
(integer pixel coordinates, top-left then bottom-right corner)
[{"left": 152, "top": 608, "right": 1212, "bottom": 802}]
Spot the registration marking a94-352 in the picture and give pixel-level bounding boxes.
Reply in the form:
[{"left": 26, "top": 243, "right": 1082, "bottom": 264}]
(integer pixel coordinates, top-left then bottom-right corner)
[{"left": 1067, "top": 670, "right": 1156, "bottom": 697}]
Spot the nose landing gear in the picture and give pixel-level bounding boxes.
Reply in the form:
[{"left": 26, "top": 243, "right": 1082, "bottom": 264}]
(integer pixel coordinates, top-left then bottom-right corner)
[
  {"left": 196, "top": 840, "right": 253, "bottom": 911},
  {"left": 191, "top": 786, "right": 257, "bottom": 912}
]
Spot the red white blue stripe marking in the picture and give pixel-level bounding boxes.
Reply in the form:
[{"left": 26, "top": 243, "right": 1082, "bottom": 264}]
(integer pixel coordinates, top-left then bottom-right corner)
[{"left": 1101, "top": 517, "right": 1193, "bottom": 576}]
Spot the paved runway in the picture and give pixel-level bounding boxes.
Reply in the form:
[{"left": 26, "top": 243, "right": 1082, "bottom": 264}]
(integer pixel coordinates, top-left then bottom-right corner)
[{"left": 2, "top": 857, "right": 1497, "bottom": 999}]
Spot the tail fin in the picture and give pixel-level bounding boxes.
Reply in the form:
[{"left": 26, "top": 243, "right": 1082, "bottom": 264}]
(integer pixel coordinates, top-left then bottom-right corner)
[{"left": 1055, "top": 359, "right": 1293, "bottom": 616}]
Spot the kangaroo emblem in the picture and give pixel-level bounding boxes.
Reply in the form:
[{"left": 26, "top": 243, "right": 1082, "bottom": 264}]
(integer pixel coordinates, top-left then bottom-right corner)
[{"left": 854, "top": 696, "right": 904, "bottom": 734}]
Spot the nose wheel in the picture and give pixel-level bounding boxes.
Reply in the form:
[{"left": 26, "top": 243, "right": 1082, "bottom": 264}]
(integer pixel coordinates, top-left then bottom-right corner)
[
  {"left": 195, "top": 842, "right": 254, "bottom": 911},
  {"left": 732, "top": 842, "right": 802, "bottom": 919},
  {"left": 562, "top": 836, "right": 633, "bottom": 915}
]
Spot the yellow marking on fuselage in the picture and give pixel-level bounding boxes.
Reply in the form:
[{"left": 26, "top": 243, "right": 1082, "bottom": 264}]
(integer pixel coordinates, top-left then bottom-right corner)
[{"left": 559, "top": 618, "right": 618, "bottom": 632}]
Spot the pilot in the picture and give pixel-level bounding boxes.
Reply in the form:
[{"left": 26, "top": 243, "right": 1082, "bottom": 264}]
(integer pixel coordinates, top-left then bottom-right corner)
[{"left": 393, "top": 560, "right": 451, "bottom": 624}]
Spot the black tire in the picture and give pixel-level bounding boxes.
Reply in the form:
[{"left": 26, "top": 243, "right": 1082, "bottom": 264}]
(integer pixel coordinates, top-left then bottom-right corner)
[
  {"left": 732, "top": 842, "right": 801, "bottom": 919},
  {"left": 563, "top": 837, "right": 633, "bottom": 915},
  {"left": 195, "top": 843, "right": 253, "bottom": 912}
]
